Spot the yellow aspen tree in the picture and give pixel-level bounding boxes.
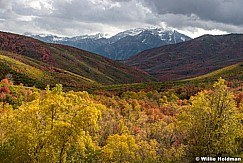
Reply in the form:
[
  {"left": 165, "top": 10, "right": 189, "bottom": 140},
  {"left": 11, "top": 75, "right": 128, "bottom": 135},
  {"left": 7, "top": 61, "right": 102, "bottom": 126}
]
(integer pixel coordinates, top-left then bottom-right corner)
[
  {"left": 185, "top": 78, "right": 240, "bottom": 160},
  {"left": 0, "top": 84, "right": 105, "bottom": 163}
]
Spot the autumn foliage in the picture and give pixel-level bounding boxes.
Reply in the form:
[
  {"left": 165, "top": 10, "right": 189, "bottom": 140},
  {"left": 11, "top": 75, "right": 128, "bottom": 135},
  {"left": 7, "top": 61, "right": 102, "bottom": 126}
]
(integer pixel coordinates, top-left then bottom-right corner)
[{"left": 0, "top": 78, "right": 242, "bottom": 162}]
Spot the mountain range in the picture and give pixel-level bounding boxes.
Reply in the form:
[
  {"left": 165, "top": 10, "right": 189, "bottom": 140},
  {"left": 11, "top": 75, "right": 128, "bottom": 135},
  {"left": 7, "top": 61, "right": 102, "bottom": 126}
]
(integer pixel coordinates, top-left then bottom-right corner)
[
  {"left": 125, "top": 34, "right": 243, "bottom": 81},
  {"left": 25, "top": 27, "right": 191, "bottom": 60}
]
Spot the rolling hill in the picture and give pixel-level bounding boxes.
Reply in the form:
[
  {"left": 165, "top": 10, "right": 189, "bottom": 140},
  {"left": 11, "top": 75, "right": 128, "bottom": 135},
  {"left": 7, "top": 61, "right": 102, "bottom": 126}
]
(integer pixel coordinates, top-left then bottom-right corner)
[
  {"left": 125, "top": 34, "right": 243, "bottom": 81},
  {"left": 186, "top": 62, "right": 243, "bottom": 82},
  {"left": 91, "top": 62, "right": 243, "bottom": 94},
  {"left": 0, "top": 51, "right": 99, "bottom": 90},
  {"left": 0, "top": 31, "right": 155, "bottom": 89}
]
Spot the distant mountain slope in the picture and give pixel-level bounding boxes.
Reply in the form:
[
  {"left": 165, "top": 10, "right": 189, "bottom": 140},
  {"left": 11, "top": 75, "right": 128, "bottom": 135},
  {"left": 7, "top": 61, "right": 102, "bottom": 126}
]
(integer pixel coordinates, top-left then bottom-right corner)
[
  {"left": 94, "top": 35, "right": 151, "bottom": 60},
  {"left": 0, "top": 31, "right": 155, "bottom": 87},
  {"left": 95, "top": 28, "right": 191, "bottom": 60},
  {"left": 26, "top": 27, "right": 191, "bottom": 60},
  {"left": 125, "top": 34, "right": 243, "bottom": 81}
]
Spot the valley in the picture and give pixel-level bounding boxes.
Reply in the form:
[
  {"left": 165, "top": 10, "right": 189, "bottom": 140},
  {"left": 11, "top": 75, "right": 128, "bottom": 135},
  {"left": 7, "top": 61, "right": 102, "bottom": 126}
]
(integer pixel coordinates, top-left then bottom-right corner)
[{"left": 1, "top": 0, "right": 243, "bottom": 162}]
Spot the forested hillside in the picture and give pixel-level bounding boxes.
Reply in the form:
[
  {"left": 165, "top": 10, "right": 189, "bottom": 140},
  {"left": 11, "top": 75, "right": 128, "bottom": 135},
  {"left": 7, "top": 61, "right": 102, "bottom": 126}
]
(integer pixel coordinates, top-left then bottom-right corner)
[
  {"left": 126, "top": 34, "right": 243, "bottom": 81},
  {"left": 0, "top": 78, "right": 242, "bottom": 162},
  {"left": 0, "top": 51, "right": 99, "bottom": 90}
]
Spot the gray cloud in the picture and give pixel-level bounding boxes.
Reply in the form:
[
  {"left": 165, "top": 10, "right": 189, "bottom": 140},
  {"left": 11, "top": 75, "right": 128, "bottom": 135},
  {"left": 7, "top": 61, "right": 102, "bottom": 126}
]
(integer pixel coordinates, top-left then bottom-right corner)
[
  {"left": 51, "top": 0, "right": 153, "bottom": 25},
  {"left": 0, "top": 0, "right": 242, "bottom": 38},
  {"left": 0, "top": 0, "right": 12, "bottom": 9},
  {"left": 142, "top": 0, "right": 243, "bottom": 26},
  {"left": 110, "top": 0, "right": 131, "bottom": 2}
]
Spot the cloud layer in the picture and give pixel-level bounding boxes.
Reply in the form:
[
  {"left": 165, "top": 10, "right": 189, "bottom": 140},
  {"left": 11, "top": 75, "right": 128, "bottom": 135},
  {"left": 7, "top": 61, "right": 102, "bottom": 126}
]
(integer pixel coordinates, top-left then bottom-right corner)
[
  {"left": 143, "top": 0, "right": 243, "bottom": 26},
  {"left": 0, "top": 0, "right": 242, "bottom": 37}
]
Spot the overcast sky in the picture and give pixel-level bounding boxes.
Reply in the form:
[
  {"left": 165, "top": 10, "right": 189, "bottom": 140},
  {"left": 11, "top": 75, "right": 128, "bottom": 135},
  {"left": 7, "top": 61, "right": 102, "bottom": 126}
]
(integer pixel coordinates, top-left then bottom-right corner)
[{"left": 0, "top": 0, "right": 243, "bottom": 38}]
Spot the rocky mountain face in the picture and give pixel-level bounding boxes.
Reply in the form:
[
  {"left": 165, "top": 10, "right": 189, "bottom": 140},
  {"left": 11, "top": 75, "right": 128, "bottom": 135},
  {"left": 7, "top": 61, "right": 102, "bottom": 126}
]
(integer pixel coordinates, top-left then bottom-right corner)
[{"left": 25, "top": 27, "right": 191, "bottom": 60}]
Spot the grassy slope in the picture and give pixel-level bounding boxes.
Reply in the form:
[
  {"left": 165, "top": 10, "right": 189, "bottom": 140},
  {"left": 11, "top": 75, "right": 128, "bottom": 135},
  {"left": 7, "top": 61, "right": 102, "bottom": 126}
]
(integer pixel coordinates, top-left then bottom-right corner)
[
  {"left": 92, "top": 63, "right": 243, "bottom": 93},
  {"left": 0, "top": 51, "right": 99, "bottom": 90},
  {"left": 45, "top": 44, "right": 156, "bottom": 84},
  {"left": 185, "top": 62, "right": 243, "bottom": 82}
]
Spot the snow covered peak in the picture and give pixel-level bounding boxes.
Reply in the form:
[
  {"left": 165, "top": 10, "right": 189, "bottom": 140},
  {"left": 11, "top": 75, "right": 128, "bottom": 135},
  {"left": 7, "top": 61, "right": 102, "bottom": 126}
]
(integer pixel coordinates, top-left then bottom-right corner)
[
  {"left": 24, "top": 32, "right": 111, "bottom": 43},
  {"left": 71, "top": 33, "right": 109, "bottom": 40},
  {"left": 112, "top": 28, "right": 145, "bottom": 40},
  {"left": 116, "top": 26, "right": 168, "bottom": 37},
  {"left": 109, "top": 27, "right": 185, "bottom": 43}
]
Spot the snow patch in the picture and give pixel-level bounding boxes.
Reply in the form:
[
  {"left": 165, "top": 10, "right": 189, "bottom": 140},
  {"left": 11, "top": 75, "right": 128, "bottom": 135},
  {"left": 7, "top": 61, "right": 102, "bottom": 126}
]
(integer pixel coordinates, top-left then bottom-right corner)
[{"left": 180, "top": 37, "right": 186, "bottom": 42}]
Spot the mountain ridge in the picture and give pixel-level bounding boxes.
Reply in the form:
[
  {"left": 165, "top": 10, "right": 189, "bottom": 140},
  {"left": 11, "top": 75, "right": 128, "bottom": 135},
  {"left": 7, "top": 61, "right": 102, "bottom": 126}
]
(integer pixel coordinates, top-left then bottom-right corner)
[{"left": 25, "top": 27, "right": 191, "bottom": 60}]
